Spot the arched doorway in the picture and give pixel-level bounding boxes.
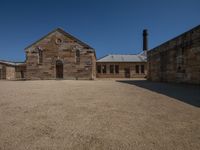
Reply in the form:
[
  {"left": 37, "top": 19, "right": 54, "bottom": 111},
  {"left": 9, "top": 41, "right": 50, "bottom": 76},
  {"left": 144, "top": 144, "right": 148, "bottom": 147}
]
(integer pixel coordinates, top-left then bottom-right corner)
[{"left": 56, "top": 60, "right": 63, "bottom": 79}]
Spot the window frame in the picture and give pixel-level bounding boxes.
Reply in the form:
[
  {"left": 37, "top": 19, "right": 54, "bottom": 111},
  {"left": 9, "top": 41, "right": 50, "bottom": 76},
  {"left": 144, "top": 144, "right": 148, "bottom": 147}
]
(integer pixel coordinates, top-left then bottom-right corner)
[
  {"left": 115, "top": 65, "right": 119, "bottom": 74},
  {"left": 102, "top": 65, "right": 107, "bottom": 74},
  {"left": 38, "top": 49, "right": 43, "bottom": 64},
  {"left": 110, "top": 65, "right": 114, "bottom": 74},
  {"left": 141, "top": 65, "right": 145, "bottom": 74},
  {"left": 97, "top": 65, "right": 101, "bottom": 74},
  {"left": 136, "top": 65, "right": 139, "bottom": 74},
  {"left": 76, "top": 50, "right": 80, "bottom": 64}
]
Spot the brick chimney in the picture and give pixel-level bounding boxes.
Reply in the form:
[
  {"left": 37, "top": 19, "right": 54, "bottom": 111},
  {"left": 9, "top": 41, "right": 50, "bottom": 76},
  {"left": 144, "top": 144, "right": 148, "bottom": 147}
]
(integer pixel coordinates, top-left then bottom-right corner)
[{"left": 143, "top": 29, "right": 148, "bottom": 51}]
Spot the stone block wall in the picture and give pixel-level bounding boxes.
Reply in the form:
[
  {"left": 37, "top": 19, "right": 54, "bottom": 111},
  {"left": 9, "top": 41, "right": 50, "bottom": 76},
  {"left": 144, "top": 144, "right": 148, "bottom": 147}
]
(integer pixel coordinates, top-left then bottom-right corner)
[
  {"left": 96, "top": 62, "right": 147, "bottom": 78},
  {"left": 0, "top": 64, "right": 6, "bottom": 79},
  {"left": 15, "top": 65, "right": 26, "bottom": 79},
  {"left": 148, "top": 25, "right": 200, "bottom": 84},
  {"left": 5, "top": 66, "right": 15, "bottom": 80},
  {"left": 0, "top": 63, "right": 26, "bottom": 80},
  {"left": 25, "top": 29, "right": 96, "bottom": 80}
]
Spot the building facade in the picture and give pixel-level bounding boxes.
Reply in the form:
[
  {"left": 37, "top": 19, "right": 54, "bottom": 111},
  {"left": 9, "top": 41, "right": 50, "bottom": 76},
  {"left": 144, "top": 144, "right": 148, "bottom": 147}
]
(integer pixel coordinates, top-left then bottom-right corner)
[
  {"left": 0, "top": 28, "right": 96, "bottom": 80},
  {"left": 147, "top": 25, "right": 200, "bottom": 84},
  {"left": 96, "top": 54, "right": 147, "bottom": 78},
  {"left": 0, "top": 61, "right": 26, "bottom": 80},
  {"left": 96, "top": 29, "right": 148, "bottom": 78},
  {"left": 25, "top": 28, "right": 96, "bottom": 80}
]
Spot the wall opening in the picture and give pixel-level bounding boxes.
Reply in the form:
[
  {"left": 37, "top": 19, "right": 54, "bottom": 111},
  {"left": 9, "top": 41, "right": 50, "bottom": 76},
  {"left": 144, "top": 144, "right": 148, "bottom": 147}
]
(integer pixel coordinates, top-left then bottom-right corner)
[
  {"left": 56, "top": 60, "right": 63, "bottom": 79},
  {"left": 124, "top": 68, "right": 130, "bottom": 78},
  {"left": 0, "top": 69, "right": 2, "bottom": 79},
  {"left": 21, "top": 71, "right": 24, "bottom": 79}
]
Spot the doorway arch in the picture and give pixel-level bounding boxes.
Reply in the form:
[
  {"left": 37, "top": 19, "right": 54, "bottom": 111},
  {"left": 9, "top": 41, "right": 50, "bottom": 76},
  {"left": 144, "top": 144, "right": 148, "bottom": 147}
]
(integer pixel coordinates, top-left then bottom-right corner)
[{"left": 56, "top": 60, "right": 63, "bottom": 79}]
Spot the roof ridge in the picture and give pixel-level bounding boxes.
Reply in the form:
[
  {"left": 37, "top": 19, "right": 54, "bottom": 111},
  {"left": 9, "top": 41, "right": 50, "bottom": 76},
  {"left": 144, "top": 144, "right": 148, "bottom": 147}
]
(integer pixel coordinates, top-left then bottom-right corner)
[
  {"left": 97, "top": 53, "right": 147, "bottom": 62},
  {"left": 109, "top": 54, "right": 139, "bottom": 55}
]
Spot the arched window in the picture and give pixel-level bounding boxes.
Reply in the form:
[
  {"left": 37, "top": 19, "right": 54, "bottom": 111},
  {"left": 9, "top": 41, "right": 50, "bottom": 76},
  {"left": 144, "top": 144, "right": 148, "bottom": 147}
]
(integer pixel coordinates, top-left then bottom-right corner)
[
  {"left": 76, "top": 50, "right": 80, "bottom": 64},
  {"left": 38, "top": 49, "right": 43, "bottom": 64}
]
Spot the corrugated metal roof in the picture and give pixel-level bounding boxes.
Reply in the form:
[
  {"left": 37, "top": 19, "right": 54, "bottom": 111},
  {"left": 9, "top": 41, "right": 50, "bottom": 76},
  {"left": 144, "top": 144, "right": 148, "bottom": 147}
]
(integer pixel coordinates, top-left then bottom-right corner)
[
  {"left": 0, "top": 60, "right": 25, "bottom": 66},
  {"left": 97, "top": 54, "right": 147, "bottom": 62}
]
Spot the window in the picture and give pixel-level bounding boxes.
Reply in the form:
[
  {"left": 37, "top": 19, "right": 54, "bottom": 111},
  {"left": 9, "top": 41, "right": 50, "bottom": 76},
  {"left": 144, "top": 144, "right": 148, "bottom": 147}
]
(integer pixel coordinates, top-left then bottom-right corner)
[
  {"left": 110, "top": 65, "right": 114, "bottom": 74},
  {"left": 26, "top": 52, "right": 28, "bottom": 61},
  {"left": 76, "top": 49, "right": 80, "bottom": 57},
  {"left": 115, "top": 65, "right": 119, "bottom": 74},
  {"left": 76, "top": 50, "right": 80, "bottom": 64},
  {"left": 97, "top": 65, "right": 101, "bottom": 73},
  {"left": 0, "top": 69, "right": 2, "bottom": 79},
  {"left": 55, "top": 38, "right": 62, "bottom": 45},
  {"left": 136, "top": 65, "right": 139, "bottom": 74},
  {"left": 21, "top": 71, "right": 24, "bottom": 79},
  {"left": 160, "top": 51, "right": 168, "bottom": 72},
  {"left": 38, "top": 49, "right": 43, "bottom": 64},
  {"left": 176, "top": 48, "right": 185, "bottom": 72},
  {"left": 102, "top": 65, "right": 106, "bottom": 74},
  {"left": 141, "top": 65, "right": 144, "bottom": 73}
]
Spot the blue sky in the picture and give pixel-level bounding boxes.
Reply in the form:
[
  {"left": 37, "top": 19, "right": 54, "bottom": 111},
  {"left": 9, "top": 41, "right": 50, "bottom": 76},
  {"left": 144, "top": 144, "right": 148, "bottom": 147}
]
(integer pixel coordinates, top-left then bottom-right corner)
[{"left": 0, "top": 0, "right": 199, "bottom": 61}]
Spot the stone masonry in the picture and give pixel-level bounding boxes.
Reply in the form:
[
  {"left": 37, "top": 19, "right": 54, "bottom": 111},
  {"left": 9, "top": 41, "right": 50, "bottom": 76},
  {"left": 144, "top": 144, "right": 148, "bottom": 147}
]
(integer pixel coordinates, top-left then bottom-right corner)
[
  {"left": 147, "top": 25, "right": 200, "bottom": 84},
  {"left": 25, "top": 28, "right": 96, "bottom": 80},
  {"left": 0, "top": 62, "right": 26, "bottom": 80},
  {"left": 96, "top": 62, "right": 147, "bottom": 78}
]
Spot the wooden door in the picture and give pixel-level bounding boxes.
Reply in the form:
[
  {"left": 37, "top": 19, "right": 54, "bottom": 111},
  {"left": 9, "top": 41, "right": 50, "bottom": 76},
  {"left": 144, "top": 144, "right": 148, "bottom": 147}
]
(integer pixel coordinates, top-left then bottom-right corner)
[
  {"left": 124, "top": 68, "right": 130, "bottom": 78},
  {"left": 56, "top": 60, "right": 63, "bottom": 79}
]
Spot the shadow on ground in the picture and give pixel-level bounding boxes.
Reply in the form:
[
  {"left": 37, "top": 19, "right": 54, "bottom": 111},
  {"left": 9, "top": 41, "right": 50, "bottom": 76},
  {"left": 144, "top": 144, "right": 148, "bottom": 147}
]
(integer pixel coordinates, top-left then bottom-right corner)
[{"left": 117, "top": 80, "right": 200, "bottom": 107}]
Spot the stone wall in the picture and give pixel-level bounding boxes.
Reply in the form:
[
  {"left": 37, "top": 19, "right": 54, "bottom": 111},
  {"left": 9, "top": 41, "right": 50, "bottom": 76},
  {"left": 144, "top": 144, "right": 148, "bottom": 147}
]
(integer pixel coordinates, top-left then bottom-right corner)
[
  {"left": 0, "top": 64, "right": 6, "bottom": 79},
  {"left": 26, "top": 30, "right": 96, "bottom": 80},
  {"left": 15, "top": 65, "right": 26, "bottom": 80},
  {"left": 0, "top": 63, "right": 26, "bottom": 80},
  {"left": 96, "top": 62, "right": 147, "bottom": 78},
  {"left": 147, "top": 25, "right": 200, "bottom": 84},
  {"left": 5, "top": 66, "right": 16, "bottom": 80}
]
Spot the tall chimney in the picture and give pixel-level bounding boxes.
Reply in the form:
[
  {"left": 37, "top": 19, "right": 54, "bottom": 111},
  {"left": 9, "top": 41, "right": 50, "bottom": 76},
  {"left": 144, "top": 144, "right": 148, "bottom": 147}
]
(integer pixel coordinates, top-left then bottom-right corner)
[{"left": 143, "top": 29, "right": 148, "bottom": 51}]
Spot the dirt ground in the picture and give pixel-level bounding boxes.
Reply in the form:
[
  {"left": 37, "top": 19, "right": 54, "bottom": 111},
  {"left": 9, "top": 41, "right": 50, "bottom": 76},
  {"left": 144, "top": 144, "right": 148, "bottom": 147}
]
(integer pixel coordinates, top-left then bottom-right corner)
[{"left": 0, "top": 79, "right": 199, "bottom": 150}]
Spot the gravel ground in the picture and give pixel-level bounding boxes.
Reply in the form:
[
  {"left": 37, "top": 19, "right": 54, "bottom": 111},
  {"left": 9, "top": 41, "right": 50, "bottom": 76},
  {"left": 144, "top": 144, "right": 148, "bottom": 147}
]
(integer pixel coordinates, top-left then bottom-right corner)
[{"left": 0, "top": 79, "right": 199, "bottom": 150}]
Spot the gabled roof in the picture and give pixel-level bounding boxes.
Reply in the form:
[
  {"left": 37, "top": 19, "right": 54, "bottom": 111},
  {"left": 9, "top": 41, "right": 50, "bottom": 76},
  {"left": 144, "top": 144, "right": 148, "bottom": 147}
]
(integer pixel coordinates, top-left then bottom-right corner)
[
  {"left": 97, "top": 54, "right": 147, "bottom": 63},
  {"left": 25, "top": 28, "right": 94, "bottom": 50},
  {"left": 0, "top": 60, "right": 25, "bottom": 66}
]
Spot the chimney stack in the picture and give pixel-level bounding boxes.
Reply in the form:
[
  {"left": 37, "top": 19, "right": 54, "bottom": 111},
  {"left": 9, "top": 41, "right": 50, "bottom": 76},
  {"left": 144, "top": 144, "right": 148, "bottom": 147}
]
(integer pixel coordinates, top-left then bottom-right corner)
[{"left": 143, "top": 29, "right": 148, "bottom": 51}]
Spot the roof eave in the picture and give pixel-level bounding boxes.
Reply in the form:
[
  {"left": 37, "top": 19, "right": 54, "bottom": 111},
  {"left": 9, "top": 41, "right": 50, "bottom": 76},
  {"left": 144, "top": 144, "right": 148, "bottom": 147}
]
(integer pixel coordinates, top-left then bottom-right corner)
[{"left": 96, "top": 61, "right": 147, "bottom": 63}]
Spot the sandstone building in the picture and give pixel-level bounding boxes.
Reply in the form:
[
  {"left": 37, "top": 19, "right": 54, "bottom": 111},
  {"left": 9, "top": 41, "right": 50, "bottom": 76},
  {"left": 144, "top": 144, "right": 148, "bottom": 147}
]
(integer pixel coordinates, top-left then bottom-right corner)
[
  {"left": 0, "top": 61, "right": 26, "bottom": 80},
  {"left": 25, "top": 28, "right": 96, "bottom": 80},
  {"left": 96, "top": 30, "right": 148, "bottom": 78},
  {"left": 0, "top": 28, "right": 96, "bottom": 80},
  {"left": 0, "top": 28, "right": 148, "bottom": 80},
  {"left": 147, "top": 25, "right": 200, "bottom": 84},
  {"left": 96, "top": 54, "right": 147, "bottom": 78}
]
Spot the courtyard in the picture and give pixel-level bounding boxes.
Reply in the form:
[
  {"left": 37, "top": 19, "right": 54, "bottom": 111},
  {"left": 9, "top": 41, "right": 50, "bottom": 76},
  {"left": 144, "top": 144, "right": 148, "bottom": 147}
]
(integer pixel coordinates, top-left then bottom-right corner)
[{"left": 0, "top": 79, "right": 199, "bottom": 150}]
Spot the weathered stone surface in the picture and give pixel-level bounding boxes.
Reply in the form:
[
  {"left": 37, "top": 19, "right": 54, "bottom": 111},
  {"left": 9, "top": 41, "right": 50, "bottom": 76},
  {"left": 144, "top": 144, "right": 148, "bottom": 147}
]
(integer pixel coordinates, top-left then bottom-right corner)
[
  {"left": 0, "top": 64, "right": 6, "bottom": 79},
  {"left": 147, "top": 25, "right": 200, "bottom": 84},
  {"left": 0, "top": 63, "right": 26, "bottom": 80},
  {"left": 96, "top": 62, "right": 147, "bottom": 78},
  {"left": 25, "top": 28, "right": 96, "bottom": 80}
]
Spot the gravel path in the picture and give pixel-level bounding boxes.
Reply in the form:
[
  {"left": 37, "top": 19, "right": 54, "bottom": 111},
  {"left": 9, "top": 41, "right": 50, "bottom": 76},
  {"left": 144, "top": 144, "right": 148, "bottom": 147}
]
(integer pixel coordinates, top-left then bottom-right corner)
[{"left": 0, "top": 80, "right": 199, "bottom": 150}]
